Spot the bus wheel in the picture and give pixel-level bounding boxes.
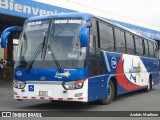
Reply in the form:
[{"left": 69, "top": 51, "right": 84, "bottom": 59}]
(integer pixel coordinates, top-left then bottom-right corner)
[
  {"left": 99, "top": 80, "right": 115, "bottom": 105},
  {"left": 144, "top": 78, "right": 152, "bottom": 92}
]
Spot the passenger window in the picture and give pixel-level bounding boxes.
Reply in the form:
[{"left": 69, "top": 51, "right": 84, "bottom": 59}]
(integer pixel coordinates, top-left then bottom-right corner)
[
  {"left": 125, "top": 32, "right": 135, "bottom": 54},
  {"left": 148, "top": 41, "right": 154, "bottom": 58},
  {"left": 144, "top": 40, "right": 149, "bottom": 57},
  {"left": 115, "top": 28, "right": 126, "bottom": 53},
  {"left": 99, "top": 22, "right": 114, "bottom": 51},
  {"left": 90, "top": 35, "right": 96, "bottom": 55},
  {"left": 90, "top": 19, "right": 99, "bottom": 49},
  {"left": 153, "top": 42, "right": 157, "bottom": 58},
  {"left": 135, "top": 36, "right": 143, "bottom": 56},
  {"left": 108, "top": 26, "right": 114, "bottom": 51}
]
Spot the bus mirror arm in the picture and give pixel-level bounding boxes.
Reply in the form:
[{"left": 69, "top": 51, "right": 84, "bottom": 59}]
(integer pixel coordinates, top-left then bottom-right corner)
[
  {"left": 85, "top": 22, "right": 91, "bottom": 28},
  {"left": 79, "top": 22, "right": 91, "bottom": 47},
  {"left": 1, "top": 26, "right": 22, "bottom": 48}
]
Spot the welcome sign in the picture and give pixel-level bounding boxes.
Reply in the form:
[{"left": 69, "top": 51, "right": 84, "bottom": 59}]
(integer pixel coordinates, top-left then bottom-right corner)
[{"left": 0, "top": 0, "right": 73, "bottom": 18}]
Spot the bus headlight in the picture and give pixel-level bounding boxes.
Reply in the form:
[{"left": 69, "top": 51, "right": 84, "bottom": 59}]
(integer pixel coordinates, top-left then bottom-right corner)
[
  {"left": 13, "top": 80, "right": 26, "bottom": 89},
  {"left": 62, "top": 79, "right": 86, "bottom": 90}
]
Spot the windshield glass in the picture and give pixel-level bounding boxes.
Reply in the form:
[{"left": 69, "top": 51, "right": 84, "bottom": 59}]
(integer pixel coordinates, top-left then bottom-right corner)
[{"left": 15, "top": 19, "right": 86, "bottom": 69}]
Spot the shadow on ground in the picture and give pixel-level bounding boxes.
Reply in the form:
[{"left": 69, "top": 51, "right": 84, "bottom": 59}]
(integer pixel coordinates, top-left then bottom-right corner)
[{"left": 18, "top": 87, "right": 159, "bottom": 111}]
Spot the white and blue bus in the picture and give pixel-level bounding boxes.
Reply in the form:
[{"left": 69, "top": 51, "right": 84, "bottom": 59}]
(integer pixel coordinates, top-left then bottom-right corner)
[{"left": 1, "top": 13, "right": 159, "bottom": 104}]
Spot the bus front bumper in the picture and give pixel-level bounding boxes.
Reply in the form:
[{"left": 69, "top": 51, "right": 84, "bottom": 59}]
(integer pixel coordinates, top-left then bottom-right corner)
[{"left": 13, "top": 79, "right": 88, "bottom": 102}]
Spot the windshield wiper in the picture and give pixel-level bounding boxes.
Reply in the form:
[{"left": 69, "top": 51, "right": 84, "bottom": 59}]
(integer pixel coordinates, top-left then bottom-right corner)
[
  {"left": 41, "top": 30, "right": 47, "bottom": 59},
  {"left": 25, "top": 31, "right": 48, "bottom": 73},
  {"left": 48, "top": 44, "right": 62, "bottom": 73},
  {"left": 25, "top": 43, "right": 62, "bottom": 73},
  {"left": 25, "top": 43, "right": 43, "bottom": 72},
  {"left": 25, "top": 28, "right": 62, "bottom": 73}
]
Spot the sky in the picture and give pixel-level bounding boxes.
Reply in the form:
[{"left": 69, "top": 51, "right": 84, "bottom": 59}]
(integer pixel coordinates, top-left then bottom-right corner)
[{"left": 34, "top": 0, "right": 160, "bottom": 28}]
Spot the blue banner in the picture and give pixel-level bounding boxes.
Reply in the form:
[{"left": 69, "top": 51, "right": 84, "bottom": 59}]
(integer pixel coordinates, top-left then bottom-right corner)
[{"left": 0, "top": 0, "right": 73, "bottom": 18}]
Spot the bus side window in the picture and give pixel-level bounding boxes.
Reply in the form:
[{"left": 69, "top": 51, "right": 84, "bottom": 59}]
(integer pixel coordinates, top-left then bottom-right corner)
[
  {"left": 114, "top": 28, "right": 126, "bottom": 53},
  {"left": 144, "top": 39, "right": 149, "bottom": 57},
  {"left": 89, "top": 18, "right": 99, "bottom": 77},
  {"left": 148, "top": 41, "right": 154, "bottom": 58},
  {"left": 99, "top": 22, "right": 107, "bottom": 50},
  {"left": 90, "top": 35, "right": 96, "bottom": 55},
  {"left": 90, "top": 18, "right": 99, "bottom": 49},
  {"left": 153, "top": 42, "right": 157, "bottom": 58},
  {"left": 108, "top": 26, "right": 114, "bottom": 51},
  {"left": 125, "top": 32, "right": 135, "bottom": 54},
  {"left": 135, "top": 36, "right": 143, "bottom": 56},
  {"left": 98, "top": 22, "right": 114, "bottom": 51}
]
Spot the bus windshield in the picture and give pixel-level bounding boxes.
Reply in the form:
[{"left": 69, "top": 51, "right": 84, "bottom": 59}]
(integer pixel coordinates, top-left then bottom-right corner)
[{"left": 15, "top": 19, "right": 86, "bottom": 69}]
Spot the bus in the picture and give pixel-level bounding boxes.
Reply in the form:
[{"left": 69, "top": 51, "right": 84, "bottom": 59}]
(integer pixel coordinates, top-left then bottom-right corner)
[{"left": 1, "top": 13, "right": 159, "bottom": 104}]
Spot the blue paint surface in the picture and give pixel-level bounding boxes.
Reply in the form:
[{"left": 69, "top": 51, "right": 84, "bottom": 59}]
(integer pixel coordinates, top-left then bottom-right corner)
[
  {"left": 88, "top": 75, "right": 109, "bottom": 102},
  {"left": 14, "top": 68, "right": 88, "bottom": 82}
]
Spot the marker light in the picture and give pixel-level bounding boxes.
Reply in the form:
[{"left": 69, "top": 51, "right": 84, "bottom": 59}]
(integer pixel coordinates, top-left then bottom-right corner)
[
  {"left": 13, "top": 80, "right": 26, "bottom": 89},
  {"left": 62, "top": 79, "right": 86, "bottom": 90}
]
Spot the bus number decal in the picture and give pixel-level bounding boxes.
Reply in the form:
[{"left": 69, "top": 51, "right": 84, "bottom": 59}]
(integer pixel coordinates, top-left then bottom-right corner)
[{"left": 111, "top": 57, "right": 117, "bottom": 68}]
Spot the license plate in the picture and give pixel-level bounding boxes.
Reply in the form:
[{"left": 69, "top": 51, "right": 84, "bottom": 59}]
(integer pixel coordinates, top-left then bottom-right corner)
[{"left": 39, "top": 91, "right": 48, "bottom": 96}]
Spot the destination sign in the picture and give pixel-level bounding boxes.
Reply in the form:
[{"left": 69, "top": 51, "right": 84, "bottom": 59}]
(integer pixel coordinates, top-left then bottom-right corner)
[{"left": 54, "top": 19, "right": 84, "bottom": 24}]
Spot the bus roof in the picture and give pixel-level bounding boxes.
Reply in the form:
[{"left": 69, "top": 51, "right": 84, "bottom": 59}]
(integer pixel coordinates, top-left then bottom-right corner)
[
  {"left": 25, "top": 12, "right": 157, "bottom": 44},
  {"left": 25, "top": 12, "right": 94, "bottom": 22}
]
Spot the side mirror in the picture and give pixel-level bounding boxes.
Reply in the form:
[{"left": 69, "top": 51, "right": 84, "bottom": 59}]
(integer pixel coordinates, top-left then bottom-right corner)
[
  {"left": 80, "top": 28, "right": 89, "bottom": 47},
  {"left": 79, "top": 22, "right": 91, "bottom": 47},
  {"left": 1, "top": 26, "right": 22, "bottom": 48}
]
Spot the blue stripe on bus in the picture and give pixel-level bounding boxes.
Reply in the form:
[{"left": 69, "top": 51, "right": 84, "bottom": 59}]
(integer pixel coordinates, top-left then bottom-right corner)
[{"left": 14, "top": 68, "right": 88, "bottom": 81}]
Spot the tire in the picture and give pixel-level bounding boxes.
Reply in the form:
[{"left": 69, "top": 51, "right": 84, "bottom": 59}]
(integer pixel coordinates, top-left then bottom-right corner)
[
  {"left": 50, "top": 100, "right": 64, "bottom": 104},
  {"left": 99, "top": 80, "right": 115, "bottom": 105},
  {"left": 143, "top": 77, "right": 152, "bottom": 92}
]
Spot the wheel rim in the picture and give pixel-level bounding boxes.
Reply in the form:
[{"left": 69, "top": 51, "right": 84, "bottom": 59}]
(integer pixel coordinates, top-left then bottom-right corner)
[{"left": 107, "top": 85, "right": 112, "bottom": 99}]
